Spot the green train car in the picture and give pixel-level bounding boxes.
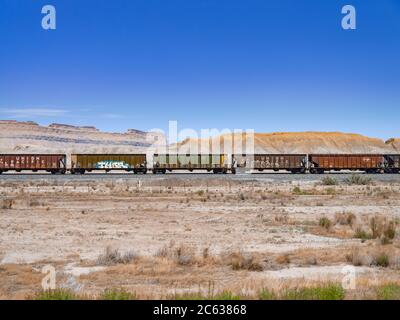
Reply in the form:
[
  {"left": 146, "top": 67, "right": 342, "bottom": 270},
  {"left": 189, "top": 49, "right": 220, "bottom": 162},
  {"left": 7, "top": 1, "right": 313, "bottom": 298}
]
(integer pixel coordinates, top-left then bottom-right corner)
[
  {"left": 70, "top": 154, "right": 147, "bottom": 174},
  {"left": 152, "top": 154, "right": 234, "bottom": 174}
]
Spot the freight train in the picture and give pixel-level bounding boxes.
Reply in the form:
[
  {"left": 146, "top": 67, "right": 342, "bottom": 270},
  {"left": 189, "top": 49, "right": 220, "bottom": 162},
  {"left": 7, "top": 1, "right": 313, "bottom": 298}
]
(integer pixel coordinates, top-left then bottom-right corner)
[{"left": 0, "top": 153, "right": 399, "bottom": 174}]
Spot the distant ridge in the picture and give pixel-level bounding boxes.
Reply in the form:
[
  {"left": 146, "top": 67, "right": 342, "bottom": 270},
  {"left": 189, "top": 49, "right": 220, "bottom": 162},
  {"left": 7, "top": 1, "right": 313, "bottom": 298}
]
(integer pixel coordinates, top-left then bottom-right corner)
[
  {"left": 0, "top": 120, "right": 163, "bottom": 156},
  {"left": 0, "top": 120, "right": 398, "bottom": 155},
  {"left": 173, "top": 131, "right": 399, "bottom": 154}
]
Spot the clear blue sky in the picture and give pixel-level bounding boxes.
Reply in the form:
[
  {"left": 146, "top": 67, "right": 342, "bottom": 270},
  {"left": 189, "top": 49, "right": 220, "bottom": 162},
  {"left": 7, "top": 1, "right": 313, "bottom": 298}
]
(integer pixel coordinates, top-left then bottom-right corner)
[{"left": 0, "top": 0, "right": 399, "bottom": 139}]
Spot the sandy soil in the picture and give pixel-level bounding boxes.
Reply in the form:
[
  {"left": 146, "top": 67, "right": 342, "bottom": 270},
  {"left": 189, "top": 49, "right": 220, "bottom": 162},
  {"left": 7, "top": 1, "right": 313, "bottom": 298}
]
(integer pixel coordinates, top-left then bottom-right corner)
[{"left": 1, "top": 176, "right": 400, "bottom": 299}]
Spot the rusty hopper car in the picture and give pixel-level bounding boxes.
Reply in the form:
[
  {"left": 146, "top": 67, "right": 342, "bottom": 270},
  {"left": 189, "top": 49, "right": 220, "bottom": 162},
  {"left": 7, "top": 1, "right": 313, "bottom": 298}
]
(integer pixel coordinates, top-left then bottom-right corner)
[
  {"left": 309, "top": 154, "right": 384, "bottom": 173},
  {"left": 70, "top": 154, "right": 147, "bottom": 174},
  {"left": 0, "top": 154, "right": 66, "bottom": 174},
  {"left": 384, "top": 155, "right": 400, "bottom": 173},
  {"left": 153, "top": 154, "right": 233, "bottom": 174},
  {"left": 236, "top": 154, "right": 307, "bottom": 173}
]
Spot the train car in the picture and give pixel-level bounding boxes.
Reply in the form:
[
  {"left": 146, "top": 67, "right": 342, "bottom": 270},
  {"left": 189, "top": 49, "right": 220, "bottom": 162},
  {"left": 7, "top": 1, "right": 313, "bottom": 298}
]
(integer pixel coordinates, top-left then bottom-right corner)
[
  {"left": 384, "top": 155, "right": 400, "bottom": 173},
  {"left": 0, "top": 154, "right": 66, "bottom": 174},
  {"left": 152, "top": 154, "right": 234, "bottom": 174},
  {"left": 309, "top": 154, "right": 384, "bottom": 173},
  {"left": 70, "top": 154, "right": 147, "bottom": 174},
  {"left": 234, "top": 154, "right": 307, "bottom": 173}
]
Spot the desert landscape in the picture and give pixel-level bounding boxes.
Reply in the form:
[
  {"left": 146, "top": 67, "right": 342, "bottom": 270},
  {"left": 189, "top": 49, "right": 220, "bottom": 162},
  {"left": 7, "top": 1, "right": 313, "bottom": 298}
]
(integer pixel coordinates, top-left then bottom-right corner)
[
  {"left": 2, "top": 0, "right": 400, "bottom": 307},
  {"left": 1, "top": 173, "right": 400, "bottom": 300},
  {"left": 1, "top": 120, "right": 399, "bottom": 155}
]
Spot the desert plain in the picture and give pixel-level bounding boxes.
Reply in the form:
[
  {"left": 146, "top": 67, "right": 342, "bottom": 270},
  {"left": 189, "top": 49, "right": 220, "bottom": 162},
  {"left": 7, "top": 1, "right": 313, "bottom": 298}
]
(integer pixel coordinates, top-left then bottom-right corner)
[{"left": 1, "top": 173, "right": 400, "bottom": 300}]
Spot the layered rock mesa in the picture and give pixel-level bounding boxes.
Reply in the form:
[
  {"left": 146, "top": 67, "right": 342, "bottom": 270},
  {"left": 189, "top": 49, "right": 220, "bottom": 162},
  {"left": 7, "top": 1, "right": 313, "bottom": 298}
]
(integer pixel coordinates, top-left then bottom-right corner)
[
  {"left": 0, "top": 120, "right": 398, "bottom": 154},
  {"left": 172, "top": 132, "right": 399, "bottom": 154},
  {"left": 0, "top": 120, "right": 163, "bottom": 154}
]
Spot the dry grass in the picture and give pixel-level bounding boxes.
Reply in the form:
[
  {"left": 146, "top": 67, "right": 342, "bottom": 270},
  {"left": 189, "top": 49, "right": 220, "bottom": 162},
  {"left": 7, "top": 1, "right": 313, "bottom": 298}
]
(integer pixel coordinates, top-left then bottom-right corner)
[
  {"left": 344, "top": 174, "right": 373, "bottom": 186},
  {"left": 320, "top": 176, "right": 339, "bottom": 186},
  {"left": 225, "top": 251, "right": 264, "bottom": 271},
  {"left": 353, "top": 216, "right": 397, "bottom": 243},
  {"left": 346, "top": 245, "right": 400, "bottom": 268},
  {"left": 2, "top": 178, "right": 400, "bottom": 299},
  {"left": 334, "top": 212, "right": 356, "bottom": 227},
  {"left": 96, "top": 247, "right": 137, "bottom": 266},
  {"left": 319, "top": 217, "right": 332, "bottom": 230},
  {"left": 154, "top": 243, "right": 198, "bottom": 266},
  {"left": 0, "top": 198, "right": 13, "bottom": 209},
  {"left": 27, "top": 282, "right": 400, "bottom": 300}
]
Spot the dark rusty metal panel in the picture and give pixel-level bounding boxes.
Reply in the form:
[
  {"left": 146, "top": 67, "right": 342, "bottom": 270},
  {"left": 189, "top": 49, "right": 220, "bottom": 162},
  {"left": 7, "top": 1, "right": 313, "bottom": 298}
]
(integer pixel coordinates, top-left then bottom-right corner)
[
  {"left": 0, "top": 154, "right": 66, "bottom": 170},
  {"left": 246, "top": 154, "right": 307, "bottom": 170},
  {"left": 309, "top": 154, "right": 384, "bottom": 169}
]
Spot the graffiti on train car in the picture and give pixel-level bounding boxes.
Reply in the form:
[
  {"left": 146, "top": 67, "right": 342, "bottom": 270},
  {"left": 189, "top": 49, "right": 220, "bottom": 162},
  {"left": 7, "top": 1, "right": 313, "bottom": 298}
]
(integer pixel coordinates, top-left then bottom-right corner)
[{"left": 95, "top": 161, "right": 130, "bottom": 169}]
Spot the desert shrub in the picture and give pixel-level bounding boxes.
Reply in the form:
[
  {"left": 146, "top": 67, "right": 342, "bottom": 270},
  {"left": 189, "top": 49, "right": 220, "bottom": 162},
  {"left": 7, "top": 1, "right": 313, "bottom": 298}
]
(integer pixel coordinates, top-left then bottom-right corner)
[
  {"left": 97, "top": 247, "right": 137, "bottom": 266},
  {"left": 353, "top": 228, "right": 371, "bottom": 240},
  {"left": 283, "top": 284, "right": 345, "bottom": 300},
  {"left": 172, "top": 292, "right": 206, "bottom": 300},
  {"left": 344, "top": 249, "right": 382, "bottom": 268},
  {"left": 28, "top": 198, "right": 42, "bottom": 207},
  {"left": 155, "top": 245, "right": 169, "bottom": 258},
  {"left": 344, "top": 174, "right": 372, "bottom": 186},
  {"left": 100, "top": 289, "right": 136, "bottom": 300},
  {"left": 367, "top": 216, "right": 395, "bottom": 240},
  {"left": 292, "top": 186, "right": 302, "bottom": 195},
  {"left": 321, "top": 176, "right": 338, "bottom": 186},
  {"left": 212, "top": 291, "right": 242, "bottom": 300},
  {"left": 174, "top": 244, "right": 196, "bottom": 266},
  {"left": 346, "top": 253, "right": 359, "bottom": 266},
  {"left": 373, "top": 253, "right": 390, "bottom": 268},
  {"left": 319, "top": 217, "right": 332, "bottom": 230},
  {"left": 261, "top": 194, "right": 268, "bottom": 200},
  {"left": 34, "top": 289, "right": 79, "bottom": 300},
  {"left": 325, "top": 187, "right": 336, "bottom": 195},
  {"left": 258, "top": 289, "right": 277, "bottom": 300},
  {"left": 380, "top": 236, "right": 392, "bottom": 245},
  {"left": 227, "top": 251, "right": 263, "bottom": 271},
  {"left": 274, "top": 213, "right": 289, "bottom": 224},
  {"left": 376, "top": 284, "right": 400, "bottom": 300},
  {"left": 276, "top": 254, "right": 290, "bottom": 265},
  {"left": 383, "top": 222, "right": 396, "bottom": 241},
  {"left": 1, "top": 199, "right": 13, "bottom": 209},
  {"left": 172, "top": 290, "right": 242, "bottom": 300},
  {"left": 154, "top": 243, "right": 197, "bottom": 265},
  {"left": 202, "top": 247, "right": 210, "bottom": 259},
  {"left": 370, "top": 217, "right": 381, "bottom": 239},
  {"left": 335, "top": 212, "right": 356, "bottom": 226}
]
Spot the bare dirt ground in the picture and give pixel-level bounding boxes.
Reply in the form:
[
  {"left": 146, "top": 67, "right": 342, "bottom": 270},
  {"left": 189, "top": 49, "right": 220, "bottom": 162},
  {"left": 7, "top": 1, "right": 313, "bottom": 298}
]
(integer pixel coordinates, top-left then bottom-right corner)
[{"left": 1, "top": 175, "right": 400, "bottom": 299}]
